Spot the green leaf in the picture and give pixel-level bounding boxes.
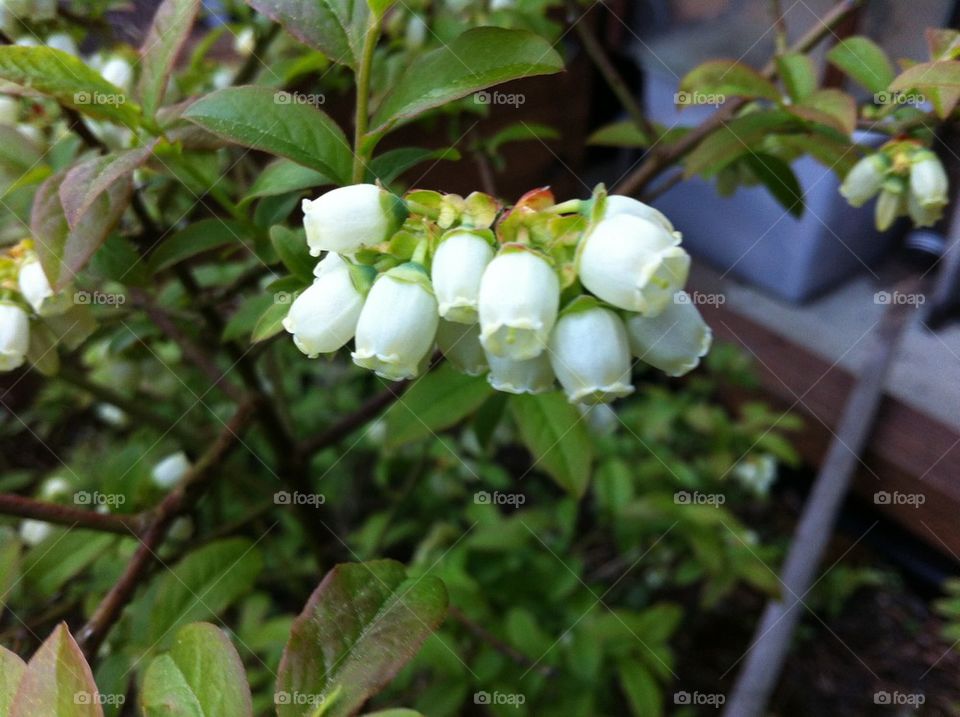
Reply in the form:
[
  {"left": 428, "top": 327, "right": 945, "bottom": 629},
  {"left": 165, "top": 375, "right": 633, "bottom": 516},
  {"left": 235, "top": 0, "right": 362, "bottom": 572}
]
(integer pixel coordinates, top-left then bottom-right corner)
[
  {"left": 366, "top": 0, "right": 394, "bottom": 19},
  {"left": 244, "top": 159, "right": 332, "bottom": 204},
  {"left": 148, "top": 219, "right": 251, "bottom": 274},
  {"left": 678, "top": 59, "right": 779, "bottom": 103},
  {"left": 10, "top": 624, "right": 102, "bottom": 717},
  {"left": 776, "top": 133, "right": 857, "bottom": 177},
  {"left": 509, "top": 392, "right": 593, "bottom": 497},
  {"left": 826, "top": 37, "right": 895, "bottom": 94},
  {"left": 182, "top": 86, "right": 352, "bottom": 184},
  {"left": 31, "top": 168, "right": 133, "bottom": 291},
  {"left": 889, "top": 60, "right": 960, "bottom": 92},
  {"left": 684, "top": 110, "right": 796, "bottom": 178},
  {"left": 26, "top": 321, "right": 59, "bottom": 376},
  {"left": 22, "top": 531, "right": 116, "bottom": 600},
  {"left": 138, "top": 0, "right": 201, "bottom": 116},
  {"left": 366, "top": 147, "right": 460, "bottom": 185},
  {"left": 587, "top": 120, "right": 650, "bottom": 148},
  {"left": 276, "top": 560, "right": 448, "bottom": 717},
  {"left": 384, "top": 363, "right": 493, "bottom": 448},
  {"left": 0, "top": 646, "right": 25, "bottom": 717},
  {"left": 141, "top": 622, "right": 252, "bottom": 717},
  {"left": 0, "top": 47, "right": 139, "bottom": 127},
  {"left": 0, "top": 530, "right": 19, "bottom": 622},
  {"left": 776, "top": 52, "right": 816, "bottom": 101},
  {"left": 743, "top": 153, "right": 804, "bottom": 217},
  {"left": 0, "top": 126, "right": 42, "bottom": 173},
  {"left": 269, "top": 225, "right": 314, "bottom": 283},
  {"left": 789, "top": 89, "right": 856, "bottom": 134},
  {"left": 60, "top": 144, "right": 156, "bottom": 227},
  {"left": 927, "top": 29, "right": 960, "bottom": 61},
  {"left": 251, "top": 301, "right": 289, "bottom": 343},
  {"left": 485, "top": 122, "right": 559, "bottom": 153},
  {"left": 222, "top": 294, "right": 274, "bottom": 343},
  {"left": 371, "top": 27, "right": 563, "bottom": 134},
  {"left": 617, "top": 660, "right": 662, "bottom": 717},
  {"left": 247, "top": 0, "right": 368, "bottom": 68},
  {"left": 132, "top": 539, "right": 263, "bottom": 648}
]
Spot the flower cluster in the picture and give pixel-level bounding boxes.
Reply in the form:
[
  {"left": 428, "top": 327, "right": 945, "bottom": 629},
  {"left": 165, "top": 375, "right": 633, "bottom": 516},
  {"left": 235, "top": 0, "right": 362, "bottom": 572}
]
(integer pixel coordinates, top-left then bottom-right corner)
[
  {"left": 0, "top": 242, "right": 92, "bottom": 373},
  {"left": 840, "top": 142, "right": 948, "bottom": 231},
  {"left": 283, "top": 183, "right": 712, "bottom": 404}
]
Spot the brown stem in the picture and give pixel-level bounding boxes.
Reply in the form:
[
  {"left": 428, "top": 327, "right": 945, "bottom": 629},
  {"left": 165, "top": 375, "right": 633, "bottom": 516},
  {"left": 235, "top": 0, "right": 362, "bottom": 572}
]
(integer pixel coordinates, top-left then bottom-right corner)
[
  {"left": 449, "top": 606, "right": 555, "bottom": 677},
  {"left": 0, "top": 494, "right": 144, "bottom": 535},
  {"left": 614, "top": 0, "right": 864, "bottom": 196},
  {"left": 77, "top": 400, "right": 257, "bottom": 658}
]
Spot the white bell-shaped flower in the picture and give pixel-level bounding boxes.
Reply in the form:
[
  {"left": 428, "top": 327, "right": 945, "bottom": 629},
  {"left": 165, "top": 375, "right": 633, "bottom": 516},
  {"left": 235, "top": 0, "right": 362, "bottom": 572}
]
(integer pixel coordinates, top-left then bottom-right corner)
[
  {"left": 151, "top": 451, "right": 191, "bottom": 489},
  {"left": 486, "top": 352, "right": 554, "bottom": 394},
  {"left": 601, "top": 194, "right": 680, "bottom": 239},
  {"left": 548, "top": 300, "right": 634, "bottom": 404},
  {"left": 875, "top": 185, "right": 904, "bottom": 232},
  {"left": 909, "top": 150, "right": 948, "bottom": 210},
  {"left": 233, "top": 27, "right": 256, "bottom": 56},
  {"left": 352, "top": 263, "right": 439, "bottom": 380},
  {"left": 0, "top": 302, "right": 29, "bottom": 371},
  {"left": 625, "top": 292, "right": 712, "bottom": 377},
  {"left": 436, "top": 320, "right": 488, "bottom": 376},
  {"left": 577, "top": 214, "right": 690, "bottom": 317},
  {"left": 18, "top": 259, "right": 70, "bottom": 316},
  {"left": 302, "top": 184, "right": 407, "bottom": 256},
  {"left": 478, "top": 247, "right": 559, "bottom": 361},
  {"left": 0, "top": 95, "right": 18, "bottom": 125},
  {"left": 283, "top": 257, "right": 371, "bottom": 357},
  {"left": 907, "top": 190, "right": 942, "bottom": 227},
  {"left": 100, "top": 56, "right": 133, "bottom": 94},
  {"left": 313, "top": 251, "right": 347, "bottom": 278},
  {"left": 431, "top": 228, "right": 495, "bottom": 323},
  {"left": 839, "top": 154, "right": 887, "bottom": 207},
  {"left": 45, "top": 33, "right": 79, "bottom": 56}
]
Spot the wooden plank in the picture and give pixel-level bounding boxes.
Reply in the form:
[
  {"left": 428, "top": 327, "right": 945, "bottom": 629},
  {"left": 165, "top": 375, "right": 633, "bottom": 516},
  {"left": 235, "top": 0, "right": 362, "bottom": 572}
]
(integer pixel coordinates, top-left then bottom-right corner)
[{"left": 697, "top": 300, "right": 960, "bottom": 561}]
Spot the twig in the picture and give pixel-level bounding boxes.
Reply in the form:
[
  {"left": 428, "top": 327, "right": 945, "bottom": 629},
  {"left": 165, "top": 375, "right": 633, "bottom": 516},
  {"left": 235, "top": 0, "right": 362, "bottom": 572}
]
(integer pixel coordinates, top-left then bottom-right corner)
[
  {"left": 0, "top": 494, "right": 144, "bottom": 535},
  {"left": 449, "top": 606, "right": 556, "bottom": 677},
  {"left": 299, "top": 381, "right": 410, "bottom": 457},
  {"left": 77, "top": 399, "right": 257, "bottom": 658},
  {"left": 614, "top": 0, "right": 864, "bottom": 197},
  {"left": 770, "top": 0, "right": 789, "bottom": 56},
  {"left": 567, "top": 0, "right": 659, "bottom": 146}
]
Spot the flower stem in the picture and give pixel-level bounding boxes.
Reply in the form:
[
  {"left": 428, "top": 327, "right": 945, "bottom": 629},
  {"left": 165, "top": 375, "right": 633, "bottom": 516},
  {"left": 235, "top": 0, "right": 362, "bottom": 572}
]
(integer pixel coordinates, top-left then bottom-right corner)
[
  {"left": 352, "top": 15, "right": 381, "bottom": 184},
  {"left": 548, "top": 199, "right": 583, "bottom": 214}
]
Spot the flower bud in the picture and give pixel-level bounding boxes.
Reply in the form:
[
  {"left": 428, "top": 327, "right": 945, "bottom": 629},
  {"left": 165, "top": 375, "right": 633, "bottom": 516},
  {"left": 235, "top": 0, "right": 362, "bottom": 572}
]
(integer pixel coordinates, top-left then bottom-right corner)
[
  {"left": 478, "top": 248, "right": 559, "bottom": 361},
  {"left": 45, "top": 33, "right": 79, "bottom": 57},
  {"left": 875, "top": 185, "right": 904, "bottom": 232},
  {"left": 40, "top": 476, "right": 71, "bottom": 500},
  {"left": 431, "top": 229, "right": 495, "bottom": 323},
  {"left": 352, "top": 263, "right": 439, "bottom": 380},
  {"left": 839, "top": 154, "right": 887, "bottom": 207},
  {"left": 0, "top": 95, "right": 18, "bottom": 125},
  {"left": 625, "top": 293, "right": 712, "bottom": 376},
  {"left": 909, "top": 150, "right": 948, "bottom": 210},
  {"left": 436, "top": 320, "right": 488, "bottom": 376},
  {"left": 548, "top": 301, "right": 634, "bottom": 404},
  {"left": 302, "top": 184, "right": 407, "bottom": 256},
  {"left": 233, "top": 27, "right": 256, "bottom": 56},
  {"left": 485, "top": 352, "right": 554, "bottom": 394},
  {"left": 151, "top": 451, "right": 191, "bottom": 489},
  {"left": 283, "top": 255, "right": 370, "bottom": 357},
  {"left": 601, "top": 194, "right": 679, "bottom": 239},
  {"left": 578, "top": 214, "right": 690, "bottom": 316},
  {"left": 18, "top": 259, "right": 70, "bottom": 316},
  {"left": 20, "top": 519, "right": 52, "bottom": 546},
  {"left": 0, "top": 302, "right": 29, "bottom": 371},
  {"left": 100, "top": 56, "right": 133, "bottom": 94}
]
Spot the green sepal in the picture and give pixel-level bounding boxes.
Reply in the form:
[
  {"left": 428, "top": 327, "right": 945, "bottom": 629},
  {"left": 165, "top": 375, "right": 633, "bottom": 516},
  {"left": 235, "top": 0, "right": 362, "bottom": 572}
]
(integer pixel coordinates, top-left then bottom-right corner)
[{"left": 346, "top": 262, "right": 378, "bottom": 295}]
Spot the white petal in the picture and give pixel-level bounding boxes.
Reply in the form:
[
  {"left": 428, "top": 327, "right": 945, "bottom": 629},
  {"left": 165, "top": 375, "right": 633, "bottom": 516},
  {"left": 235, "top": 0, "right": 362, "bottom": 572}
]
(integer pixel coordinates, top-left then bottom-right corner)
[
  {"left": 436, "top": 320, "right": 488, "bottom": 376},
  {"left": 625, "top": 293, "right": 712, "bottom": 376},
  {"left": 486, "top": 352, "right": 554, "bottom": 394},
  {"left": 0, "top": 303, "right": 29, "bottom": 371},
  {"left": 603, "top": 194, "right": 679, "bottom": 239},
  {"left": 151, "top": 451, "right": 191, "bottom": 489},
  {"left": 302, "top": 184, "right": 402, "bottom": 256},
  {"left": 548, "top": 306, "right": 634, "bottom": 404},
  {"left": 283, "top": 265, "right": 365, "bottom": 357},
  {"left": 432, "top": 231, "right": 494, "bottom": 324}
]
